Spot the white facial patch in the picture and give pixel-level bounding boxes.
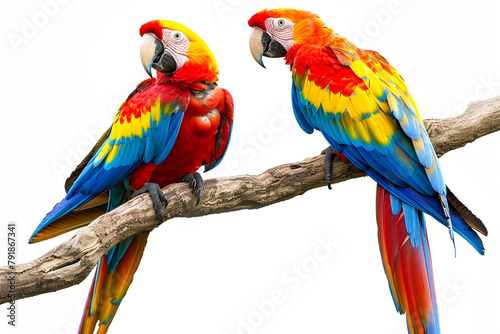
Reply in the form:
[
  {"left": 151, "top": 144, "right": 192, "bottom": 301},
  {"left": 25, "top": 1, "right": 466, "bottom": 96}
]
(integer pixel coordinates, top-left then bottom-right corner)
[
  {"left": 264, "top": 18, "right": 295, "bottom": 51},
  {"left": 162, "top": 28, "right": 189, "bottom": 70}
]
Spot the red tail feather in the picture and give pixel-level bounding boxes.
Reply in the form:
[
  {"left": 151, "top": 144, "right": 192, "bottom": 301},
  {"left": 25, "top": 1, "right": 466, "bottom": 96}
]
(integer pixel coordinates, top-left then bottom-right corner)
[
  {"left": 376, "top": 185, "right": 440, "bottom": 334},
  {"left": 78, "top": 232, "right": 149, "bottom": 334}
]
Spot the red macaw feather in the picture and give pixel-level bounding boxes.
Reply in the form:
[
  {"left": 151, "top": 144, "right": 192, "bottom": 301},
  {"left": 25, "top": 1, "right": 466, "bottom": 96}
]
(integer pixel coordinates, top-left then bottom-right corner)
[
  {"left": 30, "top": 20, "right": 234, "bottom": 334},
  {"left": 248, "top": 9, "right": 487, "bottom": 334},
  {"left": 79, "top": 232, "right": 149, "bottom": 334},
  {"left": 376, "top": 185, "right": 439, "bottom": 334}
]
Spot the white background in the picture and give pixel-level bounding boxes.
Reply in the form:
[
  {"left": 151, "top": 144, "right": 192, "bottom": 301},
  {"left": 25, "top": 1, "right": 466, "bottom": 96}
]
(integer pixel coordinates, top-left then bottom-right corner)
[{"left": 1, "top": 0, "right": 500, "bottom": 333}]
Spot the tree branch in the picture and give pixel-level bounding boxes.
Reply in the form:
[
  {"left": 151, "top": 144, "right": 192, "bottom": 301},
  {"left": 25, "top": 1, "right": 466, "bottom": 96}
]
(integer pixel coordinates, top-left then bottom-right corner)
[{"left": 1, "top": 96, "right": 500, "bottom": 305}]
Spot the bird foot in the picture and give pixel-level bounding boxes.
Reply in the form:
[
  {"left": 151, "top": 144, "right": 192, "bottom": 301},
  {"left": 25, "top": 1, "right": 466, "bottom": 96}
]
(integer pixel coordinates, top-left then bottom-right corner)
[
  {"left": 132, "top": 183, "right": 168, "bottom": 225},
  {"left": 178, "top": 172, "right": 203, "bottom": 206},
  {"left": 321, "top": 146, "right": 337, "bottom": 190}
]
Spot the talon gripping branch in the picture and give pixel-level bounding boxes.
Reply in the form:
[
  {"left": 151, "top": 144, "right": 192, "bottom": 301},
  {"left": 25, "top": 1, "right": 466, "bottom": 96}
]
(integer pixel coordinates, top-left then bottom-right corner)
[
  {"left": 30, "top": 20, "right": 233, "bottom": 334},
  {"left": 248, "top": 8, "right": 487, "bottom": 334}
]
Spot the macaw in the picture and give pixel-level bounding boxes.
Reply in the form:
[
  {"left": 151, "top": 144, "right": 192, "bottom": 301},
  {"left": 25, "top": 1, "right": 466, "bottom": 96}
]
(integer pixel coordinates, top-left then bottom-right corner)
[
  {"left": 248, "top": 9, "right": 487, "bottom": 334},
  {"left": 30, "top": 20, "right": 233, "bottom": 333}
]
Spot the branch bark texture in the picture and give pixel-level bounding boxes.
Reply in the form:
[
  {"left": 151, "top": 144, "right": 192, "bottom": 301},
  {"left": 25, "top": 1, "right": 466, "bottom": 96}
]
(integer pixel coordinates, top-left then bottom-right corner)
[{"left": 1, "top": 96, "right": 499, "bottom": 305}]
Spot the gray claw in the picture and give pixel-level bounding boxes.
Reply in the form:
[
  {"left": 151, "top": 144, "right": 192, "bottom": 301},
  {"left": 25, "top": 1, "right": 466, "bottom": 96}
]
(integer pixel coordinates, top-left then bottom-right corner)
[
  {"left": 132, "top": 183, "right": 168, "bottom": 225},
  {"left": 179, "top": 172, "right": 203, "bottom": 206}
]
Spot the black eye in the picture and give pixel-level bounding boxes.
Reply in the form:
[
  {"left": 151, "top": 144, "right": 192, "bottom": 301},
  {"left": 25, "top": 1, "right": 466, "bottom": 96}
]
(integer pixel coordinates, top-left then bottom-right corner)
[
  {"left": 277, "top": 19, "right": 286, "bottom": 27},
  {"left": 173, "top": 32, "right": 182, "bottom": 41}
]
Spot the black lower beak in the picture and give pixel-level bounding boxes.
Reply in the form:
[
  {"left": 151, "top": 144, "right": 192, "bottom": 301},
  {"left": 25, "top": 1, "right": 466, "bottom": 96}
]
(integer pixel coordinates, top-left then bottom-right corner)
[
  {"left": 152, "top": 41, "right": 177, "bottom": 74},
  {"left": 261, "top": 31, "right": 287, "bottom": 58}
]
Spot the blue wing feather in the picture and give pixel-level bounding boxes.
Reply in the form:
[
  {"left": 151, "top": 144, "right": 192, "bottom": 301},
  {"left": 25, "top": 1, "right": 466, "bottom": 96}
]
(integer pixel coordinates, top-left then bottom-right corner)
[
  {"left": 29, "top": 193, "right": 94, "bottom": 239},
  {"left": 291, "top": 82, "right": 316, "bottom": 134},
  {"left": 31, "top": 83, "right": 188, "bottom": 243},
  {"left": 291, "top": 77, "right": 484, "bottom": 254}
]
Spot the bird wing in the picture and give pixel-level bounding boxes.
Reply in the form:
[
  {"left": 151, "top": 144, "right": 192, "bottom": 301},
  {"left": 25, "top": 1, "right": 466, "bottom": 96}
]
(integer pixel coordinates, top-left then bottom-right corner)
[
  {"left": 291, "top": 39, "right": 483, "bottom": 252},
  {"left": 203, "top": 87, "right": 234, "bottom": 172},
  {"left": 30, "top": 78, "right": 190, "bottom": 242},
  {"left": 68, "top": 78, "right": 189, "bottom": 196}
]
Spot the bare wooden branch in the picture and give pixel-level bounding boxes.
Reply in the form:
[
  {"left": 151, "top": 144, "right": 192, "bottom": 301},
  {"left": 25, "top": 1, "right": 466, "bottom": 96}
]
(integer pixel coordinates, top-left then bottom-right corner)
[{"left": 1, "top": 95, "right": 499, "bottom": 305}]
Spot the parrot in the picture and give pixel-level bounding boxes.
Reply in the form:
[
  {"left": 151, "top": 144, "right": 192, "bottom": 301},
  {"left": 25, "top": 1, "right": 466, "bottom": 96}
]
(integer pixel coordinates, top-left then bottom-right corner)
[
  {"left": 248, "top": 8, "right": 487, "bottom": 334},
  {"left": 29, "top": 20, "right": 234, "bottom": 334}
]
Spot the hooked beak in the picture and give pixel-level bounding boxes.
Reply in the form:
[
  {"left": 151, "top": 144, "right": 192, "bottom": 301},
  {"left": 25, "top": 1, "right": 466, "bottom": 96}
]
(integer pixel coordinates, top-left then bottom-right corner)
[
  {"left": 249, "top": 27, "right": 288, "bottom": 68},
  {"left": 140, "top": 33, "right": 177, "bottom": 77}
]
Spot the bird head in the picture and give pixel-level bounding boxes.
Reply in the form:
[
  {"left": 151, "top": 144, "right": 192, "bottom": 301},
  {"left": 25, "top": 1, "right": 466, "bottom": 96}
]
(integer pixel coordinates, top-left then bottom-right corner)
[
  {"left": 248, "top": 9, "right": 332, "bottom": 68},
  {"left": 140, "top": 20, "right": 218, "bottom": 83}
]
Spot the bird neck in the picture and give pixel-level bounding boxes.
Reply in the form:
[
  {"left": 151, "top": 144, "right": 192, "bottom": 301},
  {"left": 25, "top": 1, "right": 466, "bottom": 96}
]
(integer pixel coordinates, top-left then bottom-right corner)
[
  {"left": 285, "top": 23, "right": 335, "bottom": 68},
  {"left": 156, "top": 65, "right": 218, "bottom": 92}
]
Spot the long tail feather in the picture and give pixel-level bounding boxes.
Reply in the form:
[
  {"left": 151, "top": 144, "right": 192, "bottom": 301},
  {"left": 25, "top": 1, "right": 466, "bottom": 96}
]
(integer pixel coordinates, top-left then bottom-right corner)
[
  {"left": 78, "top": 232, "right": 149, "bottom": 334},
  {"left": 376, "top": 184, "right": 440, "bottom": 334}
]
